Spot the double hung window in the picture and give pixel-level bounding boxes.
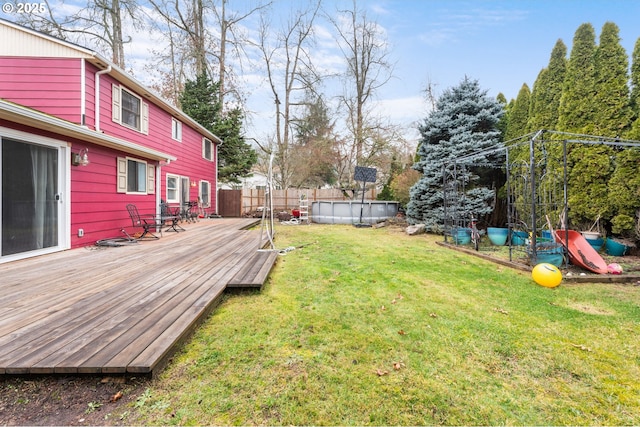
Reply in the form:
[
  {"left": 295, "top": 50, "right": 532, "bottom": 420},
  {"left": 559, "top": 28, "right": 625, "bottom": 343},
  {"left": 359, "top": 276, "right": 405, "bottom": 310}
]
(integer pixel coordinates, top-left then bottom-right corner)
[
  {"left": 112, "top": 84, "right": 149, "bottom": 134},
  {"left": 117, "top": 157, "right": 155, "bottom": 194}
]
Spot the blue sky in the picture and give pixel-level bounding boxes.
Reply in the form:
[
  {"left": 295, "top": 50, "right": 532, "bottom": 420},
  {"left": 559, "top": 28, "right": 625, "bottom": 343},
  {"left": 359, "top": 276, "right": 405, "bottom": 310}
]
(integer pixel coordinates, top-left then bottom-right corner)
[
  {"left": 376, "top": 0, "right": 639, "bottom": 100},
  {"left": 242, "top": 0, "right": 640, "bottom": 143},
  {"left": 345, "top": 0, "right": 640, "bottom": 140}
]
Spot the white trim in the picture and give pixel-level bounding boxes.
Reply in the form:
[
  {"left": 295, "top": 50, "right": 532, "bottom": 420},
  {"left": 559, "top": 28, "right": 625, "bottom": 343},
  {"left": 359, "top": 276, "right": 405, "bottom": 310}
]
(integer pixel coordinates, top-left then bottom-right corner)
[
  {"left": 119, "top": 86, "right": 144, "bottom": 132},
  {"left": 166, "top": 173, "right": 181, "bottom": 204},
  {"left": 171, "top": 118, "right": 182, "bottom": 142},
  {"left": 199, "top": 180, "right": 211, "bottom": 207},
  {"left": 124, "top": 156, "right": 150, "bottom": 195},
  {"left": 0, "top": 126, "right": 71, "bottom": 263},
  {"left": 202, "top": 137, "right": 213, "bottom": 161}
]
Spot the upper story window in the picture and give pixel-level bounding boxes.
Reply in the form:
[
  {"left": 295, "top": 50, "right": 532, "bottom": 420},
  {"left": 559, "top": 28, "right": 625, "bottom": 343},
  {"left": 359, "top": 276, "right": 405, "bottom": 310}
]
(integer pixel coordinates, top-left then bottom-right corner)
[
  {"left": 202, "top": 137, "right": 213, "bottom": 161},
  {"left": 112, "top": 84, "right": 149, "bottom": 134},
  {"left": 172, "top": 118, "right": 182, "bottom": 141},
  {"left": 122, "top": 90, "right": 141, "bottom": 129}
]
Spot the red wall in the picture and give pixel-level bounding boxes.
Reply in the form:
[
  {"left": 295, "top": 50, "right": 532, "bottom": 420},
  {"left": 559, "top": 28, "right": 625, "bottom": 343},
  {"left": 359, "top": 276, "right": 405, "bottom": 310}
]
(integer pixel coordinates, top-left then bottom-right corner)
[
  {"left": 70, "top": 144, "right": 158, "bottom": 247},
  {"left": 0, "top": 57, "right": 83, "bottom": 124},
  {"left": 1, "top": 57, "right": 218, "bottom": 250}
]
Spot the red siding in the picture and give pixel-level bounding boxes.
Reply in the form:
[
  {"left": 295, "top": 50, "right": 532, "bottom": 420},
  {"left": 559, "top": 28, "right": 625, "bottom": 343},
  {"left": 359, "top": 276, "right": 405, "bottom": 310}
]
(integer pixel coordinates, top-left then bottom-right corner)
[
  {"left": 97, "top": 74, "right": 218, "bottom": 211},
  {"left": 0, "top": 57, "right": 82, "bottom": 123},
  {"left": 1, "top": 56, "right": 218, "bottom": 251},
  {"left": 69, "top": 143, "right": 158, "bottom": 248},
  {"left": 83, "top": 62, "right": 97, "bottom": 129}
]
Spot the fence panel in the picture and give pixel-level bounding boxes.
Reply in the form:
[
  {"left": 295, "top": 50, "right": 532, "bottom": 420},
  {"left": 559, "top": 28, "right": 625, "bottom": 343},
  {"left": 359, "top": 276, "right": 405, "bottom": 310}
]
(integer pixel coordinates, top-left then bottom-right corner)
[{"left": 237, "top": 188, "right": 377, "bottom": 215}]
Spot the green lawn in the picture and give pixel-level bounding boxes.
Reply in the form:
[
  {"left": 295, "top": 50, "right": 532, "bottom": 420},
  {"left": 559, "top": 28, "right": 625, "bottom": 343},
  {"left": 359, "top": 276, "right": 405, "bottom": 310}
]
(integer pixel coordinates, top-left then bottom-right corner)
[{"left": 131, "top": 223, "right": 640, "bottom": 426}]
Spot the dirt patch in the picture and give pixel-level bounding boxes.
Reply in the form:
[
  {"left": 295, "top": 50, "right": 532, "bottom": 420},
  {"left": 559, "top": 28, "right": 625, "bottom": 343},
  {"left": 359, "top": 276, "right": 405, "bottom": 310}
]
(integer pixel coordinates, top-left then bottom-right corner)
[
  {"left": 565, "top": 302, "right": 616, "bottom": 315},
  {"left": 0, "top": 375, "right": 149, "bottom": 426}
]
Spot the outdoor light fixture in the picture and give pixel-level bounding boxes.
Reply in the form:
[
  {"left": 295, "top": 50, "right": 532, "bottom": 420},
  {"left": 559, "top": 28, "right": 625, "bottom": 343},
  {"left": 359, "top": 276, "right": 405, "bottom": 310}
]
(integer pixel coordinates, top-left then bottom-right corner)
[{"left": 72, "top": 148, "right": 90, "bottom": 166}]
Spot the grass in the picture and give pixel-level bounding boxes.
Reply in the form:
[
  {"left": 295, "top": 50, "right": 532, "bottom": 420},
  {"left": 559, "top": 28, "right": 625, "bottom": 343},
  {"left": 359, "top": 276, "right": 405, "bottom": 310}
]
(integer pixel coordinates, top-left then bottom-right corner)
[{"left": 131, "top": 223, "right": 640, "bottom": 425}]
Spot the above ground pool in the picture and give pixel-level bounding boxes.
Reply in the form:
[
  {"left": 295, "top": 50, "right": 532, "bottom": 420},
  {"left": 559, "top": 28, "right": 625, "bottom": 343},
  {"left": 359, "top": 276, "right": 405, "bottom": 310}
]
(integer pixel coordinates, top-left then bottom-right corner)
[{"left": 311, "top": 200, "right": 399, "bottom": 224}]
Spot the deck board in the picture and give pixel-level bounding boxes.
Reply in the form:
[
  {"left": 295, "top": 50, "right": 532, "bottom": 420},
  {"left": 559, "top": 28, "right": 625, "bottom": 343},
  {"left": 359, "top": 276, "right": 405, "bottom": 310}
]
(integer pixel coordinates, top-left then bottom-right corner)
[
  {"left": 227, "top": 250, "right": 279, "bottom": 288},
  {"left": 0, "top": 218, "right": 275, "bottom": 376}
]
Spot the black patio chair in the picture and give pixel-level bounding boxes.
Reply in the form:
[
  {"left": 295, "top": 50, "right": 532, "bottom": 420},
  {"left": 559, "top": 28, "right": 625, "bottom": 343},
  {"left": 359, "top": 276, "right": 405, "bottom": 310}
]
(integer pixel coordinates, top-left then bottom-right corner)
[
  {"left": 160, "top": 202, "right": 185, "bottom": 233},
  {"left": 126, "top": 203, "right": 163, "bottom": 239},
  {"left": 181, "top": 201, "right": 199, "bottom": 223}
]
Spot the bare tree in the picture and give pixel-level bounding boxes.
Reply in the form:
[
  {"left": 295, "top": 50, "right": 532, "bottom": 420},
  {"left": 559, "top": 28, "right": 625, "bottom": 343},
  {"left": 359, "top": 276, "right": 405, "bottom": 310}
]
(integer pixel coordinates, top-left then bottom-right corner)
[
  {"left": 147, "top": 0, "right": 269, "bottom": 109},
  {"left": 255, "top": 0, "right": 322, "bottom": 189},
  {"left": 213, "top": 0, "right": 272, "bottom": 106},
  {"left": 16, "top": 0, "right": 139, "bottom": 68},
  {"left": 148, "top": 0, "right": 214, "bottom": 79},
  {"left": 327, "top": 0, "right": 394, "bottom": 186}
]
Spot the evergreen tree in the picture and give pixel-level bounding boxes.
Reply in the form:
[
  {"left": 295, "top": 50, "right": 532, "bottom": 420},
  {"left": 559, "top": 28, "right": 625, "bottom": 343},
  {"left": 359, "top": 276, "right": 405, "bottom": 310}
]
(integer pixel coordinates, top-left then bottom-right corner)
[
  {"left": 593, "top": 22, "right": 633, "bottom": 137},
  {"left": 556, "top": 24, "right": 610, "bottom": 226},
  {"left": 504, "top": 83, "right": 531, "bottom": 141},
  {"left": 627, "top": 38, "right": 640, "bottom": 139},
  {"left": 558, "top": 23, "right": 597, "bottom": 133},
  {"left": 495, "top": 93, "right": 509, "bottom": 138},
  {"left": 291, "top": 95, "right": 340, "bottom": 188},
  {"left": 406, "top": 77, "right": 504, "bottom": 230},
  {"left": 179, "top": 72, "right": 257, "bottom": 184},
  {"left": 215, "top": 108, "right": 258, "bottom": 184},
  {"left": 607, "top": 147, "right": 640, "bottom": 237},
  {"left": 527, "top": 39, "right": 567, "bottom": 132}
]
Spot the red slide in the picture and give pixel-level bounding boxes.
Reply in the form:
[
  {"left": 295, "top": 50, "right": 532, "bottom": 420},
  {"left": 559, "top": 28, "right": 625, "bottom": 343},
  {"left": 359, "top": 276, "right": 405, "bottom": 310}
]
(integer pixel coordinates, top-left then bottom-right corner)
[{"left": 553, "top": 230, "right": 608, "bottom": 274}]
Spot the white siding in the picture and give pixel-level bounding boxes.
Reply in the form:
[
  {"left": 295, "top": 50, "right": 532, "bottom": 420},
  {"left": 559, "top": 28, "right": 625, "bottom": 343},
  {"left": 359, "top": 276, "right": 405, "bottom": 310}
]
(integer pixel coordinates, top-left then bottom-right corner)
[{"left": 0, "top": 21, "right": 93, "bottom": 58}]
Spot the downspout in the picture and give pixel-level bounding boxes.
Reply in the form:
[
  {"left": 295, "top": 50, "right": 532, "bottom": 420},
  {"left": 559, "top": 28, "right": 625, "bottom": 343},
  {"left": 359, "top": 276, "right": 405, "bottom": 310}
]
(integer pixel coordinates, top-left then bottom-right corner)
[
  {"left": 215, "top": 140, "right": 223, "bottom": 215},
  {"left": 94, "top": 65, "right": 112, "bottom": 132},
  {"left": 80, "top": 59, "right": 86, "bottom": 126}
]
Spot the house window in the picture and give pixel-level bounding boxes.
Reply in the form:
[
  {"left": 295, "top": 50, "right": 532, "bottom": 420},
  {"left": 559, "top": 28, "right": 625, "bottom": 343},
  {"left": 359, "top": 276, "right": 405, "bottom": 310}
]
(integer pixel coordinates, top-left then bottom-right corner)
[
  {"left": 166, "top": 174, "right": 180, "bottom": 203},
  {"left": 116, "top": 157, "right": 155, "bottom": 194},
  {"left": 200, "top": 180, "right": 211, "bottom": 207},
  {"left": 127, "top": 159, "right": 147, "bottom": 193},
  {"left": 202, "top": 138, "right": 213, "bottom": 161},
  {"left": 122, "top": 90, "right": 141, "bottom": 130},
  {"left": 112, "top": 84, "right": 149, "bottom": 134},
  {"left": 172, "top": 118, "right": 182, "bottom": 141}
]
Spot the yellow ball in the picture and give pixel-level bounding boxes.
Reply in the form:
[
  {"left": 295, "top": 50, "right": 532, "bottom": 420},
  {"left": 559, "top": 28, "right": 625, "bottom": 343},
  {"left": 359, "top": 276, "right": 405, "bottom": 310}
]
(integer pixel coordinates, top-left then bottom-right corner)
[{"left": 531, "top": 263, "right": 562, "bottom": 288}]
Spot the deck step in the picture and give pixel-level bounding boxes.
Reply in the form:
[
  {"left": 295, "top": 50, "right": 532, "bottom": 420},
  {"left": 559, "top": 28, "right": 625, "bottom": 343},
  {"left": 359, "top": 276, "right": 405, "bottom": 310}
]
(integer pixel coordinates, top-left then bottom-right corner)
[{"left": 227, "top": 250, "right": 278, "bottom": 288}]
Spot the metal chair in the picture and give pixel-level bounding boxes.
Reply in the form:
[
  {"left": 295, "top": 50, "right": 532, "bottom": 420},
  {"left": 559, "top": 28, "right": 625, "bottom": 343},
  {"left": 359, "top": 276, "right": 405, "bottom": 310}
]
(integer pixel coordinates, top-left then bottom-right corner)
[
  {"left": 160, "top": 202, "right": 185, "bottom": 233},
  {"left": 126, "top": 204, "right": 163, "bottom": 239}
]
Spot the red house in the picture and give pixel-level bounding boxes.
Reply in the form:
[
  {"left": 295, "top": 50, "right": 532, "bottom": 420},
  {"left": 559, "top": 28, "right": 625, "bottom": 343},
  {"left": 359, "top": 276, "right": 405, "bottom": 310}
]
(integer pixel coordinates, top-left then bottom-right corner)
[{"left": 0, "top": 19, "right": 221, "bottom": 263}]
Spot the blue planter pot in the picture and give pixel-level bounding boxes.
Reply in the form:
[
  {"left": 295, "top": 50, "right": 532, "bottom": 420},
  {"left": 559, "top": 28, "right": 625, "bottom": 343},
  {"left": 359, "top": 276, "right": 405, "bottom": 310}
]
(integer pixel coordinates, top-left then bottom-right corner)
[
  {"left": 585, "top": 237, "right": 604, "bottom": 252},
  {"left": 510, "top": 230, "right": 528, "bottom": 246},
  {"left": 605, "top": 238, "right": 629, "bottom": 256},
  {"left": 452, "top": 228, "right": 471, "bottom": 245},
  {"left": 487, "top": 227, "right": 508, "bottom": 245},
  {"left": 534, "top": 252, "right": 564, "bottom": 267},
  {"left": 528, "top": 241, "right": 564, "bottom": 267}
]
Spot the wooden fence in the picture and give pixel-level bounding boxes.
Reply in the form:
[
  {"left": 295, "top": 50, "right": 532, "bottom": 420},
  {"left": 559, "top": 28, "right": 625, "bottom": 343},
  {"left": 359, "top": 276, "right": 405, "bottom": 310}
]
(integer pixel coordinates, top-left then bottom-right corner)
[{"left": 239, "top": 188, "right": 378, "bottom": 215}]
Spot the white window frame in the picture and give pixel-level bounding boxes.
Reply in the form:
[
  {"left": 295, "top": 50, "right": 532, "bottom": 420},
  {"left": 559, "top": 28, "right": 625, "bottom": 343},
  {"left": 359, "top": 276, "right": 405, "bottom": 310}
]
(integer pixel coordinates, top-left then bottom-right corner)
[
  {"left": 199, "top": 180, "right": 211, "bottom": 207},
  {"left": 171, "top": 118, "right": 182, "bottom": 141},
  {"left": 166, "top": 173, "right": 180, "bottom": 203},
  {"left": 112, "top": 84, "right": 149, "bottom": 135},
  {"left": 202, "top": 137, "right": 213, "bottom": 161},
  {"left": 116, "top": 156, "right": 155, "bottom": 195}
]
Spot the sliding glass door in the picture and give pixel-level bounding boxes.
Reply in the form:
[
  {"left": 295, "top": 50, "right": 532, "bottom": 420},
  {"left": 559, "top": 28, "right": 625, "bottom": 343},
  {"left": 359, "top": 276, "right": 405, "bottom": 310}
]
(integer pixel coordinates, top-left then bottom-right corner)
[{"left": 1, "top": 137, "right": 63, "bottom": 258}]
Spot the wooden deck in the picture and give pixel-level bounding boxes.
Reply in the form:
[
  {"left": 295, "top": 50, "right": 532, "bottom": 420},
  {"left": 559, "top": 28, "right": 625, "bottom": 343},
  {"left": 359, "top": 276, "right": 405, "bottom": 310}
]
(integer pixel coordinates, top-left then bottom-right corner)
[{"left": 0, "top": 218, "right": 277, "bottom": 376}]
